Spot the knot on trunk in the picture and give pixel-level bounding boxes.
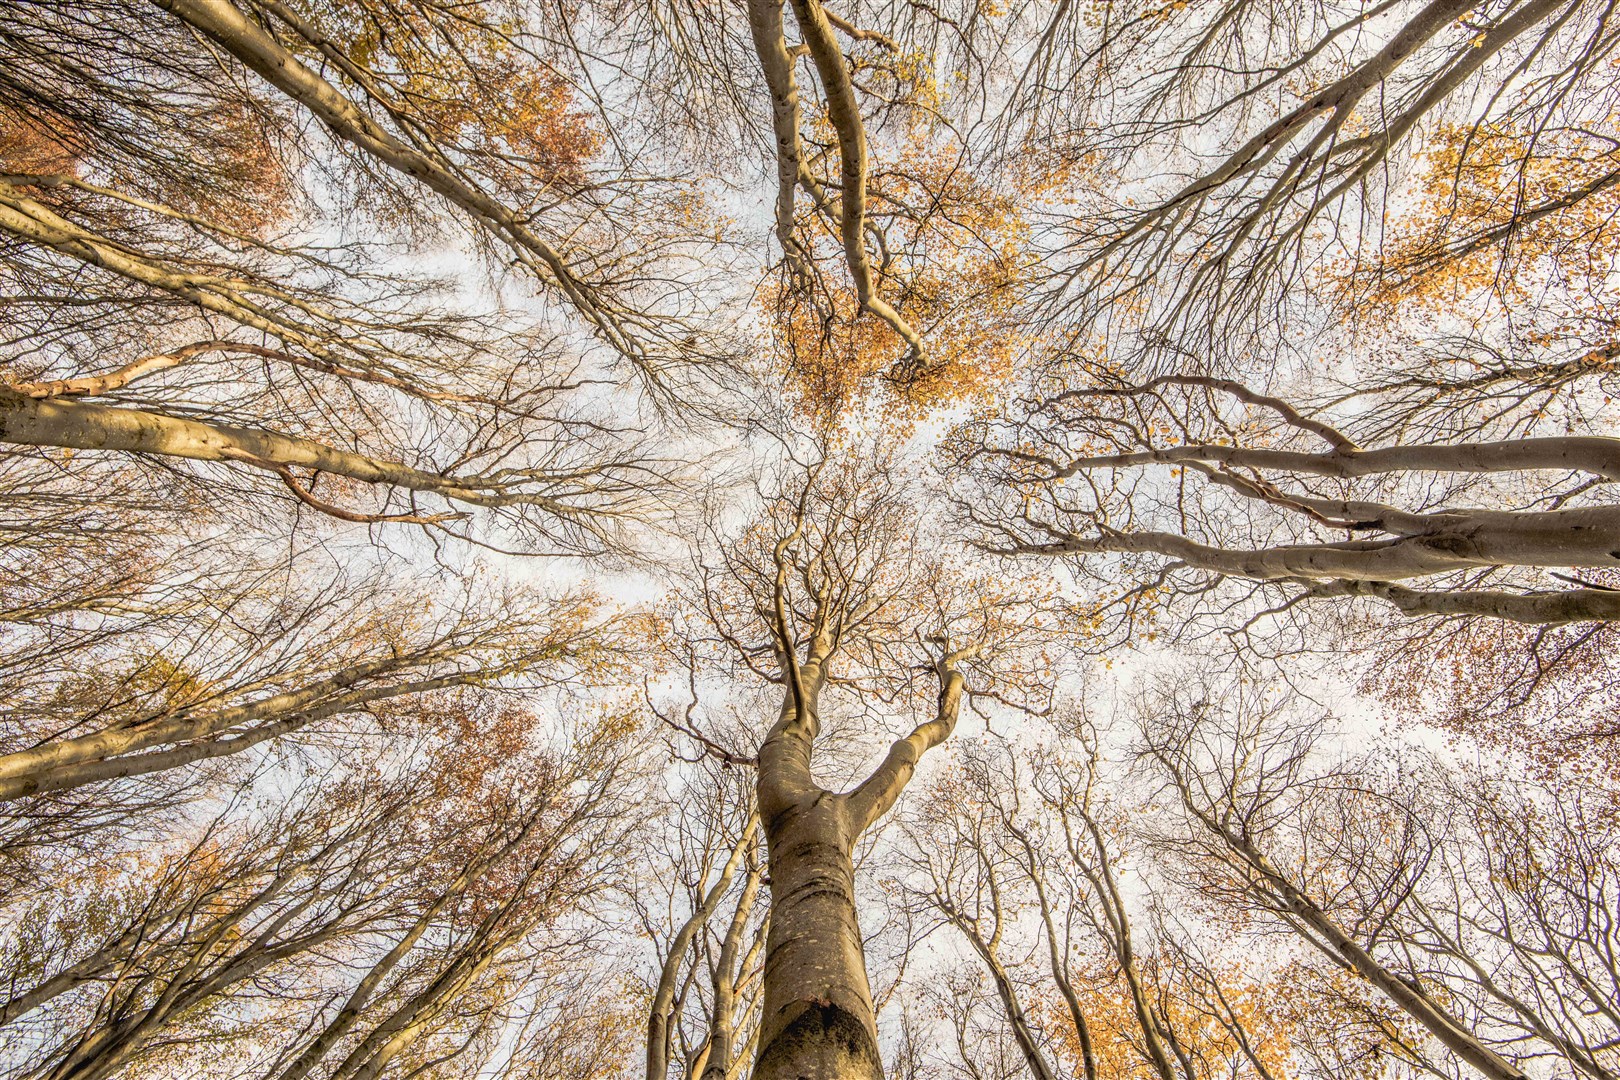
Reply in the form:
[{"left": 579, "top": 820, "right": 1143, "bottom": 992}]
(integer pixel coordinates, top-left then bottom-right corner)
[{"left": 754, "top": 1000, "right": 883, "bottom": 1080}]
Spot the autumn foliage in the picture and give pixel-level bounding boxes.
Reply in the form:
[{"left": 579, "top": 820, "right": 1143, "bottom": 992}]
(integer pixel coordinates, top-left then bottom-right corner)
[{"left": 7, "top": 2, "right": 1620, "bottom": 1080}]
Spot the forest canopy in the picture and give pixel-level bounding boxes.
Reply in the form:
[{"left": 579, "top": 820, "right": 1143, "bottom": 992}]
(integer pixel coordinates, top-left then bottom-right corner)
[{"left": 3, "top": 1, "right": 1620, "bottom": 1079}]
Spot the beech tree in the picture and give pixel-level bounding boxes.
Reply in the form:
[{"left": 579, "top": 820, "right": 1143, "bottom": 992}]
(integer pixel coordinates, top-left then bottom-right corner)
[
  {"left": 654, "top": 446, "right": 1054, "bottom": 1080},
  {"left": 1138, "top": 671, "right": 1620, "bottom": 1080},
  {"left": 0, "top": 0, "right": 725, "bottom": 551},
  {"left": 896, "top": 726, "right": 1409, "bottom": 1080},
  {"left": 950, "top": 0, "right": 1620, "bottom": 638},
  {"left": 637, "top": 766, "right": 767, "bottom": 1080},
  {"left": 0, "top": 563, "right": 619, "bottom": 803},
  {"left": 1031, "top": 0, "right": 1620, "bottom": 356},
  {"left": 0, "top": 696, "right": 643, "bottom": 1080},
  {"left": 956, "top": 369, "right": 1620, "bottom": 626},
  {"left": 3, "top": 7, "right": 690, "bottom": 1078}
]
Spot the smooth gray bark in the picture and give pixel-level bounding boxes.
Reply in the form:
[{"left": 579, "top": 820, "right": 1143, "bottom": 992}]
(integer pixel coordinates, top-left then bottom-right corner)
[{"left": 752, "top": 647, "right": 968, "bottom": 1080}]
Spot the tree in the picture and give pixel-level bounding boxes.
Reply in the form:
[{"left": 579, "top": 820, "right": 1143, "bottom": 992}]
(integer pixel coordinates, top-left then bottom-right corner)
[
  {"left": 897, "top": 726, "right": 1401, "bottom": 1080},
  {"left": 0, "top": 563, "right": 620, "bottom": 802},
  {"left": 657, "top": 445, "right": 1053, "bottom": 1080},
  {"left": 0, "top": 697, "right": 643, "bottom": 1080},
  {"left": 1138, "top": 669, "right": 1620, "bottom": 1080},
  {"left": 1031, "top": 0, "right": 1620, "bottom": 357},
  {"left": 943, "top": 0, "right": 1620, "bottom": 639},
  {"left": 637, "top": 765, "right": 767, "bottom": 1080},
  {"left": 1, "top": 0, "right": 723, "bottom": 552},
  {"left": 956, "top": 370, "right": 1620, "bottom": 626}
]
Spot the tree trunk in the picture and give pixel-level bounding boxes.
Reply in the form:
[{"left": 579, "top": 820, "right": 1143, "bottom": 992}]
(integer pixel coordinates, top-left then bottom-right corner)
[
  {"left": 649, "top": 818, "right": 759, "bottom": 1080},
  {"left": 749, "top": 641, "right": 967, "bottom": 1080},
  {"left": 752, "top": 791, "right": 882, "bottom": 1080}
]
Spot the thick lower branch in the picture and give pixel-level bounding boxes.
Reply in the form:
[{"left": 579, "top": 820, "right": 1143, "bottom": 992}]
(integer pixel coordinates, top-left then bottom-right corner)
[
  {"left": 0, "top": 391, "right": 568, "bottom": 515},
  {"left": 845, "top": 653, "right": 968, "bottom": 833},
  {"left": 1035, "top": 436, "right": 1620, "bottom": 483},
  {"left": 1005, "top": 507, "right": 1620, "bottom": 580},
  {"left": 1308, "top": 580, "right": 1620, "bottom": 624},
  {"left": 149, "top": 0, "right": 647, "bottom": 365},
  {"left": 0, "top": 666, "right": 519, "bottom": 801}
]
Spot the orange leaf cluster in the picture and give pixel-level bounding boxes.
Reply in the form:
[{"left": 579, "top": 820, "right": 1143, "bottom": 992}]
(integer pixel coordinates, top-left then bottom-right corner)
[
  {"left": 762, "top": 133, "right": 1035, "bottom": 425},
  {"left": 306, "top": 1, "right": 602, "bottom": 192},
  {"left": 1330, "top": 120, "right": 1620, "bottom": 321}
]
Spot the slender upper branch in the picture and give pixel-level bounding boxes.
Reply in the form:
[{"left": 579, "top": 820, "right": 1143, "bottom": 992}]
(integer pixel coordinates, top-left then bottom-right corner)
[
  {"left": 845, "top": 645, "right": 974, "bottom": 834},
  {"left": 779, "top": 0, "right": 926, "bottom": 362}
]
